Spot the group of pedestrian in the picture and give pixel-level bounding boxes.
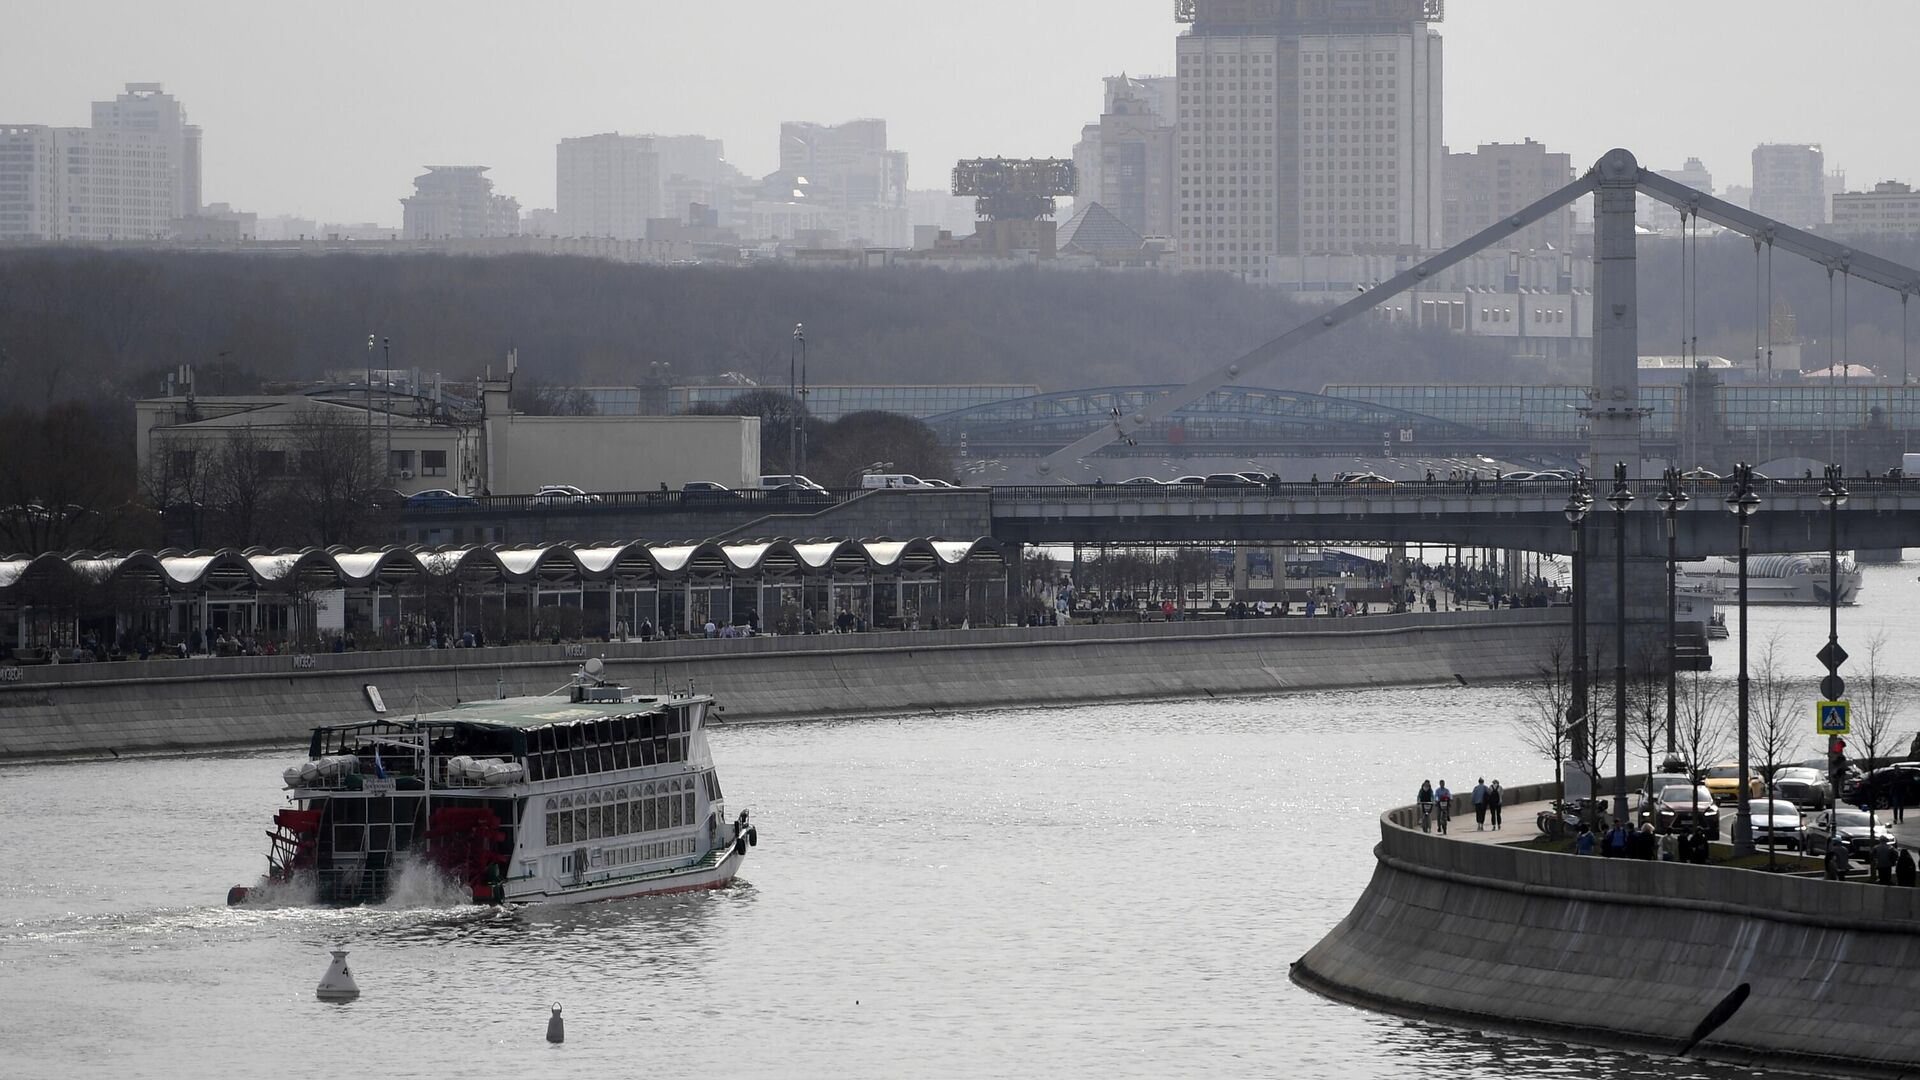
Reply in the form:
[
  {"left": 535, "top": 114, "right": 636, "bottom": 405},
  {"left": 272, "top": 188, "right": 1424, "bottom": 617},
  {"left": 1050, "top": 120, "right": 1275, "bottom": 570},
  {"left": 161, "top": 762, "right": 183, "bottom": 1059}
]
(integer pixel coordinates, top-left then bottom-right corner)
[
  {"left": 1833, "top": 840, "right": 1919, "bottom": 886},
  {"left": 1469, "top": 778, "right": 1504, "bottom": 830}
]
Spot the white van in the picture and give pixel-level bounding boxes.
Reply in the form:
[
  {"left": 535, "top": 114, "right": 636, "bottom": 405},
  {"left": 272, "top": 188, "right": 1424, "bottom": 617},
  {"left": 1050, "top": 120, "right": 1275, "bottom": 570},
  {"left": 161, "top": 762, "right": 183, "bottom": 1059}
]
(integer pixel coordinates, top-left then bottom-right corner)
[{"left": 861, "top": 473, "right": 928, "bottom": 489}]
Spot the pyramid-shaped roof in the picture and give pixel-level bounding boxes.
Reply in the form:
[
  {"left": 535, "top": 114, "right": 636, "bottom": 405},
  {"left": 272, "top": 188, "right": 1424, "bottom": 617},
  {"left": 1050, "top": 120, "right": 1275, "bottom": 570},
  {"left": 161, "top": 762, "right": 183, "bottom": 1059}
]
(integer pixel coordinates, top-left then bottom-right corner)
[{"left": 1056, "top": 202, "right": 1145, "bottom": 254}]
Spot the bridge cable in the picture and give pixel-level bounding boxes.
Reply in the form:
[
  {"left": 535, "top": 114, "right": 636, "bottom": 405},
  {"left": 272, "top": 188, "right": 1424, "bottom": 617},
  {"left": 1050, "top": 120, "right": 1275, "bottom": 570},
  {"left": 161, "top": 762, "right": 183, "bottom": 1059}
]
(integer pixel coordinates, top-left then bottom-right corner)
[
  {"left": 1843, "top": 272, "right": 1852, "bottom": 471},
  {"left": 1766, "top": 240, "right": 1776, "bottom": 463}
]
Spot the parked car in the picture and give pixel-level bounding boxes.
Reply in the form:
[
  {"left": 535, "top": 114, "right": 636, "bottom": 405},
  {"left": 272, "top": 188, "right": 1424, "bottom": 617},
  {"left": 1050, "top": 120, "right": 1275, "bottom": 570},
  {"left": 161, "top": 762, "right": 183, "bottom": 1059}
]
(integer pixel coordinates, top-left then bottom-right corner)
[
  {"left": 860, "top": 473, "right": 928, "bottom": 489},
  {"left": 681, "top": 481, "right": 738, "bottom": 500},
  {"left": 1634, "top": 772, "right": 1693, "bottom": 817},
  {"left": 1804, "top": 806, "right": 1895, "bottom": 861},
  {"left": 1701, "top": 761, "right": 1744, "bottom": 804},
  {"left": 403, "top": 488, "right": 476, "bottom": 511},
  {"left": 1651, "top": 785, "right": 1721, "bottom": 838},
  {"left": 1120, "top": 476, "right": 1165, "bottom": 485},
  {"left": 531, "top": 484, "right": 600, "bottom": 504},
  {"left": 1202, "top": 472, "right": 1259, "bottom": 488},
  {"left": 1336, "top": 472, "right": 1395, "bottom": 488},
  {"left": 1769, "top": 766, "right": 1832, "bottom": 809},
  {"left": 1171, "top": 475, "right": 1207, "bottom": 485},
  {"left": 759, "top": 474, "right": 825, "bottom": 492},
  {"left": 921, "top": 478, "right": 958, "bottom": 488},
  {"left": 1853, "top": 763, "right": 1920, "bottom": 809},
  {"left": 1745, "top": 798, "right": 1805, "bottom": 850}
]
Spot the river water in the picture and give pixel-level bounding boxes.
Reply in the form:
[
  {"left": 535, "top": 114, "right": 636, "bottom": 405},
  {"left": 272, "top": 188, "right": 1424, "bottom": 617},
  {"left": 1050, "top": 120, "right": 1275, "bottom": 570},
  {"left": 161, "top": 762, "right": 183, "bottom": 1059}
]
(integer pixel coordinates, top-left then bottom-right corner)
[{"left": 4, "top": 561, "right": 1915, "bottom": 1079}]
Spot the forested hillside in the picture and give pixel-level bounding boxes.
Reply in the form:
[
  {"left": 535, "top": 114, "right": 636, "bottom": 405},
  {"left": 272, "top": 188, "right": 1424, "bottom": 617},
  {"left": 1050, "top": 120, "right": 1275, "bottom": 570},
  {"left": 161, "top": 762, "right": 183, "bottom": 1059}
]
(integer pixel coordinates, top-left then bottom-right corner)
[{"left": 0, "top": 249, "right": 1550, "bottom": 410}]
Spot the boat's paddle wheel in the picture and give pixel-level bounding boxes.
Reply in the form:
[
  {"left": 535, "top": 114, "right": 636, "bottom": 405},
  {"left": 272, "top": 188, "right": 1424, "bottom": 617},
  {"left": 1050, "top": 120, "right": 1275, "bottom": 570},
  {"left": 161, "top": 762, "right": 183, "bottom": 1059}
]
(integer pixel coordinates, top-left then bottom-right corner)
[
  {"left": 424, "top": 807, "right": 510, "bottom": 904},
  {"left": 266, "top": 807, "right": 323, "bottom": 881}
]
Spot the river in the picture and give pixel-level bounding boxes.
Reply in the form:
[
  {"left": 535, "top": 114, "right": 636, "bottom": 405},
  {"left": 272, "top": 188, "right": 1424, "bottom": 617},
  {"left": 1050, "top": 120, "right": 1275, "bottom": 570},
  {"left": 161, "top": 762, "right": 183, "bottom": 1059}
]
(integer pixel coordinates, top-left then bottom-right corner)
[{"left": 4, "top": 561, "right": 1913, "bottom": 1079}]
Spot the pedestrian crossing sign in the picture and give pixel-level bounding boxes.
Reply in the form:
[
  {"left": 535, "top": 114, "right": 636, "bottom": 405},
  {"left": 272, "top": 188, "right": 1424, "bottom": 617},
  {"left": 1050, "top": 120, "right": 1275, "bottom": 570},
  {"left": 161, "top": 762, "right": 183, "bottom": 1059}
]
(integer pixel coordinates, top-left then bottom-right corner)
[{"left": 1816, "top": 700, "right": 1851, "bottom": 735}]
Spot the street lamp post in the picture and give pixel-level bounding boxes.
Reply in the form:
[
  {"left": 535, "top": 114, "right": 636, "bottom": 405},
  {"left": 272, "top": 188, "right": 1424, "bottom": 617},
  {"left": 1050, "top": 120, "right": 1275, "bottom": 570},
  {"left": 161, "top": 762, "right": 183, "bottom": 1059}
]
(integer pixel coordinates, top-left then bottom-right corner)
[
  {"left": 789, "top": 324, "right": 803, "bottom": 477},
  {"left": 1812, "top": 463, "right": 1843, "bottom": 857},
  {"left": 1654, "top": 467, "right": 1690, "bottom": 757},
  {"left": 1606, "top": 463, "right": 1634, "bottom": 824},
  {"left": 798, "top": 327, "right": 811, "bottom": 477},
  {"left": 1563, "top": 477, "right": 1593, "bottom": 814},
  {"left": 1727, "top": 462, "right": 1762, "bottom": 856}
]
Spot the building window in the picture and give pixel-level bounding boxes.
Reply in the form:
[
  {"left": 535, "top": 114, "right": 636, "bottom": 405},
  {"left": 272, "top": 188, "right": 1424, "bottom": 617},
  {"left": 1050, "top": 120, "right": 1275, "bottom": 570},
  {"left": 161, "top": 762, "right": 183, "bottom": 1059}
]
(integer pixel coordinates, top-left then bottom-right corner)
[
  {"left": 389, "top": 449, "right": 413, "bottom": 475},
  {"left": 421, "top": 449, "right": 447, "bottom": 476}
]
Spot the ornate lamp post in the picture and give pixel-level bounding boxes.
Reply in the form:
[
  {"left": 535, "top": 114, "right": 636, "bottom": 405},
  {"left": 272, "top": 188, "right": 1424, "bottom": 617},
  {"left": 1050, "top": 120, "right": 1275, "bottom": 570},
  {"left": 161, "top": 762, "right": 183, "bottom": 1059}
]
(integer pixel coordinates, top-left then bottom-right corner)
[
  {"left": 789, "top": 324, "right": 804, "bottom": 476},
  {"left": 1654, "top": 468, "right": 1690, "bottom": 757},
  {"left": 1564, "top": 477, "right": 1593, "bottom": 807},
  {"left": 1818, "top": 463, "right": 1850, "bottom": 719},
  {"left": 1606, "top": 463, "right": 1635, "bottom": 823},
  {"left": 1726, "top": 462, "right": 1762, "bottom": 856}
]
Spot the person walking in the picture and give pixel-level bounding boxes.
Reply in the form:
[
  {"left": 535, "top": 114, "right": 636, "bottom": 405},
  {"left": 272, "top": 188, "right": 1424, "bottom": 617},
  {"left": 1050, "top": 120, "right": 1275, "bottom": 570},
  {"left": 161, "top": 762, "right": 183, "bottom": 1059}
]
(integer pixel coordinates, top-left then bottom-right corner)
[
  {"left": 1603, "top": 818, "right": 1631, "bottom": 858},
  {"left": 1575, "top": 824, "right": 1595, "bottom": 856},
  {"left": 1897, "top": 847, "right": 1917, "bottom": 887},
  {"left": 1434, "top": 780, "right": 1452, "bottom": 834},
  {"left": 1471, "top": 778, "right": 1489, "bottom": 831},
  {"left": 1488, "top": 780, "right": 1504, "bottom": 830},
  {"left": 1416, "top": 780, "right": 1434, "bottom": 833},
  {"left": 1891, "top": 785, "right": 1905, "bottom": 824},
  {"left": 1872, "top": 840, "right": 1899, "bottom": 886}
]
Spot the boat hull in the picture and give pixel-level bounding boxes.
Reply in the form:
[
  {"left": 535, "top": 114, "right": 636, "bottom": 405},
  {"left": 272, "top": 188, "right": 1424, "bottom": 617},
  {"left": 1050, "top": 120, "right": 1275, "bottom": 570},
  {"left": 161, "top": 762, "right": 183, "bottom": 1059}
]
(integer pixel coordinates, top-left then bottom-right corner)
[{"left": 507, "top": 843, "right": 746, "bottom": 905}]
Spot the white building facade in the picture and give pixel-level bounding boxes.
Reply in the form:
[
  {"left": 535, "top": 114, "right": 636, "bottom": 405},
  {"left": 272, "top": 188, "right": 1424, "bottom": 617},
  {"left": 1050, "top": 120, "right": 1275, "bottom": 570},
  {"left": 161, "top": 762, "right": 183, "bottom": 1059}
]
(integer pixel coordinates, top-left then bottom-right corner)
[
  {"left": 1831, "top": 180, "right": 1920, "bottom": 239},
  {"left": 1174, "top": 0, "right": 1443, "bottom": 280},
  {"left": 0, "top": 83, "right": 200, "bottom": 241},
  {"left": 556, "top": 133, "right": 660, "bottom": 240}
]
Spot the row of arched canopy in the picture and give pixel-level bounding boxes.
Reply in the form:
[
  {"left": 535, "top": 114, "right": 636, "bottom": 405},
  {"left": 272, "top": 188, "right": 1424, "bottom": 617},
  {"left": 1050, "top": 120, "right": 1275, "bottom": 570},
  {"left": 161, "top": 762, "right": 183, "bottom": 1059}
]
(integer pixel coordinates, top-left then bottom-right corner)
[{"left": 0, "top": 537, "right": 1012, "bottom": 595}]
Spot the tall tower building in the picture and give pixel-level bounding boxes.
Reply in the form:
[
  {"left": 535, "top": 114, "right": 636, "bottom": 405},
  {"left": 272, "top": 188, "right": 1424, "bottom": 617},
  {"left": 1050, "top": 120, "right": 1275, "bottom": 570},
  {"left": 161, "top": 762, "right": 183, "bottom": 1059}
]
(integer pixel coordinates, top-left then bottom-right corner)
[
  {"left": 555, "top": 133, "right": 660, "bottom": 239},
  {"left": 401, "top": 165, "right": 519, "bottom": 239},
  {"left": 91, "top": 82, "right": 201, "bottom": 217},
  {"left": 1751, "top": 143, "right": 1826, "bottom": 228},
  {"left": 1097, "top": 75, "right": 1178, "bottom": 238},
  {"left": 1174, "top": 0, "right": 1443, "bottom": 278}
]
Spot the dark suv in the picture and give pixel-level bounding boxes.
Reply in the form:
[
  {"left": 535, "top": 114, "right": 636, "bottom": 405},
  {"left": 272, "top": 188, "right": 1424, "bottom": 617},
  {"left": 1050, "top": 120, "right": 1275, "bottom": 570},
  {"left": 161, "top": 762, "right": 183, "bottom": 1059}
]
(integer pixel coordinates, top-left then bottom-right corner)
[
  {"left": 1853, "top": 763, "right": 1920, "bottom": 809},
  {"left": 1652, "top": 784, "right": 1722, "bottom": 838}
]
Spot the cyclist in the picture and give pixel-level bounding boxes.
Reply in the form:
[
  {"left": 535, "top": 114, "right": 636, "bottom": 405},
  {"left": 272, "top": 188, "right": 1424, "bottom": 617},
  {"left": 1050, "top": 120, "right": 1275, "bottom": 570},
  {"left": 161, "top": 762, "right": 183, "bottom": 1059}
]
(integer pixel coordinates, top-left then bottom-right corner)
[
  {"left": 1435, "top": 779, "right": 1453, "bottom": 835},
  {"left": 1416, "top": 779, "right": 1434, "bottom": 832}
]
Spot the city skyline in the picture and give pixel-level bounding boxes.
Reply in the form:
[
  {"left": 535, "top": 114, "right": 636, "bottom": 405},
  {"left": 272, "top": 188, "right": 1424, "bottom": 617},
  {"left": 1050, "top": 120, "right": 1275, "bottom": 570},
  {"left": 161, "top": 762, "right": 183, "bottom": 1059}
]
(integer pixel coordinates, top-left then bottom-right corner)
[{"left": 3, "top": 0, "right": 1918, "bottom": 225}]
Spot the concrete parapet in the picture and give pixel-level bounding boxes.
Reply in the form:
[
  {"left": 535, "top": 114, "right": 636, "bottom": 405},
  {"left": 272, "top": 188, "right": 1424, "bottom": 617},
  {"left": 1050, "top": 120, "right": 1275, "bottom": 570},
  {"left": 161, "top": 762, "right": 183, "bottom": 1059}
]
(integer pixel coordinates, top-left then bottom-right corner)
[
  {"left": 0, "top": 609, "right": 1560, "bottom": 760},
  {"left": 1294, "top": 797, "right": 1920, "bottom": 1078}
]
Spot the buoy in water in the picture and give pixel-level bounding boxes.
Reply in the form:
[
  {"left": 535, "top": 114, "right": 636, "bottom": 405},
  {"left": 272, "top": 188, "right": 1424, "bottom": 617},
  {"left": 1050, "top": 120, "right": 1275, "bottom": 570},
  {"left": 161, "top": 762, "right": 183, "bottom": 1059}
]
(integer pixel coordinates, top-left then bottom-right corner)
[
  {"left": 546, "top": 1004, "right": 565, "bottom": 1044},
  {"left": 315, "top": 949, "right": 360, "bottom": 1002}
]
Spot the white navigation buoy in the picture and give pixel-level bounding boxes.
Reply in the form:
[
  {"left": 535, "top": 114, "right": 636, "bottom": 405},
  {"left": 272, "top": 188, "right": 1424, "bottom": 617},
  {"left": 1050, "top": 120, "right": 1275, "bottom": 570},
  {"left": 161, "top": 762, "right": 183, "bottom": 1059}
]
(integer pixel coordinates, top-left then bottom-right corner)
[
  {"left": 316, "top": 949, "right": 360, "bottom": 1002},
  {"left": 546, "top": 1004, "right": 565, "bottom": 1044}
]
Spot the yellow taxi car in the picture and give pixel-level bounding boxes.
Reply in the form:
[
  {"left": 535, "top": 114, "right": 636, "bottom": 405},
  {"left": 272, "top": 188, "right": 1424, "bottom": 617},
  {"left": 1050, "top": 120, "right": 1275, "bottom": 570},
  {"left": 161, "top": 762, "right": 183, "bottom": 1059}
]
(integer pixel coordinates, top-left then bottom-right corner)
[{"left": 1701, "top": 761, "right": 1744, "bottom": 804}]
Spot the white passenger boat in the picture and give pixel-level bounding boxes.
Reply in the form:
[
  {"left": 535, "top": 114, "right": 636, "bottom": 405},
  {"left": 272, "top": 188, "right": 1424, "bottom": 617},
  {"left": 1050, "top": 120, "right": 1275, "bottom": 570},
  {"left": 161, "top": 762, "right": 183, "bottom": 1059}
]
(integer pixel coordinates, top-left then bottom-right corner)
[
  {"left": 229, "top": 661, "right": 755, "bottom": 906},
  {"left": 1676, "top": 553, "right": 1862, "bottom": 606}
]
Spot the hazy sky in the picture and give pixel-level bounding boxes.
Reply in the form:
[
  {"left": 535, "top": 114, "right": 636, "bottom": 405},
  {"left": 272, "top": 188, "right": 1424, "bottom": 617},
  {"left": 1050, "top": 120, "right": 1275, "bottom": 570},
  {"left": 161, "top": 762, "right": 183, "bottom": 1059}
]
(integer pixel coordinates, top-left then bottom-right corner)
[{"left": 6, "top": 0, "right": 1918, "bottom": 224}]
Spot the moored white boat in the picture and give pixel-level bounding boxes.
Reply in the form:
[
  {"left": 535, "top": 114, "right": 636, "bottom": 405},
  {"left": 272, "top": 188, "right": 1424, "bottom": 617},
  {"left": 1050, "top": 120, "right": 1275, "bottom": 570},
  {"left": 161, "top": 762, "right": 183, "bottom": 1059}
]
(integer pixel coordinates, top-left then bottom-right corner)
[{"left": 229, "top": 661, "right": 756, "bottom": 907}]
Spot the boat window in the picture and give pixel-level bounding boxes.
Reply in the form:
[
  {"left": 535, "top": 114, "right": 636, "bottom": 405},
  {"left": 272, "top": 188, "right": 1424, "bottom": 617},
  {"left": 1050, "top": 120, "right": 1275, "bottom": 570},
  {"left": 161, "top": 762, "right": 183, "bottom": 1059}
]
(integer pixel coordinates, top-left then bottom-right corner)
[
  {"left": 639, "top": 736, "right": 657, "bottom": 767},
  {"left": 669, "top": 735, "right": 686, "bottom": 763},
  {"left": 623, "top": 715, "right": 641, "bottom": 741},
  {"left": 671, "top": 789, "right": 684, "bottom": 827},
  {"left": 583, "top": 723, "right": 602, "bottom": 773},
  {"left": 525, "top": 732, "right": 545, "bottom": 782},
  {"left": 684, "top": 791, "right": 695, "bottom": 826},
  {"left": 570, "top": 725, "right": 587, "bottom": 776},
  {"left": 574, "top": 805, "right": 588, "bottom": 842},
  {"left": 643, "top": 793, "right": 657, "bottom": 832},
  {"left": 609, "top": 731, "right": 630, "bottom": 770},
  {"left": 616, "top": 800, "right": 631, "bottom": 835},
  {"left": 558, "top": 797, "right": 574, "bottom": 844},
  {"left": 545, "top": 799, "right": 560, "bottom": 846},
  {"left": 710, "top": 771, "right": 722, "bottom": 800}
]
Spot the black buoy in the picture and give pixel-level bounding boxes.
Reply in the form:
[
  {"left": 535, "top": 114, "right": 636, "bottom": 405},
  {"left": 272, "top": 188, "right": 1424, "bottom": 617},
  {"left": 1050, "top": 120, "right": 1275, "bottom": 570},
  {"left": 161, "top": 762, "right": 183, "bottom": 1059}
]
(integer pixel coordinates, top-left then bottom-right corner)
[
  {"left": 1678, "top": 982, "right": 1752, "bottom": 1056},
  {"left": 546, "top": 1004, "right": 564, "bottom": 1044}
]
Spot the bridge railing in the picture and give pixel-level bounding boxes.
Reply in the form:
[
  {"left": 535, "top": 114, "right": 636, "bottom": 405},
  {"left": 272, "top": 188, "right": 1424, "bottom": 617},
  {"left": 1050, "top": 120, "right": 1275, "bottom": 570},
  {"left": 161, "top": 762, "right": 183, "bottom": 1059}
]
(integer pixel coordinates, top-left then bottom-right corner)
[{"left": 989, "top": 474, "right": 1918, "bottom": 504}]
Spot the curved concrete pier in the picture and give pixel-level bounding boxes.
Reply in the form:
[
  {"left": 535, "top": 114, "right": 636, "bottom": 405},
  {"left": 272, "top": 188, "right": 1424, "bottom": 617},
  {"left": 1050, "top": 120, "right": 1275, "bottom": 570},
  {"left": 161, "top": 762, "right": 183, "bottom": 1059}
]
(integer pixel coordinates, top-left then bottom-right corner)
[{"left": 1292, "top": 792, "right": 1920, "bottom": 1079}]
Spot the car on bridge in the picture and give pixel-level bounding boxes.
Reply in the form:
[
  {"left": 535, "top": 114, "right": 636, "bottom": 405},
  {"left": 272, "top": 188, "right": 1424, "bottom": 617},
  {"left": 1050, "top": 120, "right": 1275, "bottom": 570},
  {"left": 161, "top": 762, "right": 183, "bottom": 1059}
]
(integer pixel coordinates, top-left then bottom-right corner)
[
  {"left": 1336, "top": 472, "right": 1395, "bottom": 488},
  {"left": 1120, "top": 476, "right": 1165, "bottom": 486},
  {"left": 1203, "top": 473, "right": 1261, "bottom": 488},
  {"left": 404, "top": 489, "right": 476, "bottom": 511},
  {"left": 531, "top": 484, "right": 601, "bottom": 505},
  {"left": 1769, "top": 766, "right": 1832, "bottom": 809},
  {"left": 682, "top": 481, "right": 740, "bottom": 501},
  {"left": 1804, "top": 806, "right": 1894, "bottom": 861},
  {"left": 1746, "top": 798, "right": 1806, "bottom": 850},
  {"left": 1650, "top": 784, "right": 1720, "bottom": 837}
]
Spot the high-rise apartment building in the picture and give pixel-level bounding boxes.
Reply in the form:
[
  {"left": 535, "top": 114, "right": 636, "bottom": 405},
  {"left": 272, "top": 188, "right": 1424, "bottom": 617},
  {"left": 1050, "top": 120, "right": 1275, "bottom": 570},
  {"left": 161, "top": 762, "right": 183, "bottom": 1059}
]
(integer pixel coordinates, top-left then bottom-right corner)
[
  {"left": 91, "top": 82, "right": 201, "bottom": 218},
  {"left": 401, "top": 166, "right": 520, "bottom": 239},
  {"left": 1831, "top": 180, "right": 1920, "bottom": 239},
  {"left": 1095, "top": 75, "right": 1178, "bottom": 238},
  {"left": 555, "top": 133, "right": 659, "bottom": 239},
  {"left": 0, "top": 82, "right": 200, "bottom": 241},
  {"left": 1751, "top": 143, "right": 1826, "bottom": 228},
  {"left": 778, "top": 120, "right": 907, "bottom": 211},
  {"left": 1174, "top": 0, "right": 1443, "bottom": 278},
  {"left": 1442, "top": 138, "right": 1574, "bottom": 251}
]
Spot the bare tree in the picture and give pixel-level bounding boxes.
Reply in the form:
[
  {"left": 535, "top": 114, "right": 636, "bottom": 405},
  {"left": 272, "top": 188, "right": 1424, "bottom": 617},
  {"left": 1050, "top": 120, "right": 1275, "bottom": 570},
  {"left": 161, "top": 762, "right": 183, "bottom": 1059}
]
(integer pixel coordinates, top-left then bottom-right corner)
[
  {"left": 205, "top": 424, "right": 279, "bottom": 548},
  {"left": 284, "top": 405, "right": 382, "bottom": 546},
  {"left": 1854, "top": 631, "right": 1906, "bottom": 770},
  {"left": 1625, "top": 645, "right": 1671, "bottom": 790},
  {"left": 1674, "top": 666, "right": 1730, "bottom": 835},
  {"left": 1514, "top": 636, "right": 1577, "bottom": 805},
  {"left": 1752, "top": 631, "right": 1807, "bottom": 786}
]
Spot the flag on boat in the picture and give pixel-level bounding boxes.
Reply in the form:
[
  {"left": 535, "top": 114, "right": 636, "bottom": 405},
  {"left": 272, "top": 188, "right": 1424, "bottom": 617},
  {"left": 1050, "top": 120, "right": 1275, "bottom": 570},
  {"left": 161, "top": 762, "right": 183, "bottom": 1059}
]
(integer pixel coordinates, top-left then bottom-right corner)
[{"left": 374, "top": 746, "right": 388, "bottom": 779}]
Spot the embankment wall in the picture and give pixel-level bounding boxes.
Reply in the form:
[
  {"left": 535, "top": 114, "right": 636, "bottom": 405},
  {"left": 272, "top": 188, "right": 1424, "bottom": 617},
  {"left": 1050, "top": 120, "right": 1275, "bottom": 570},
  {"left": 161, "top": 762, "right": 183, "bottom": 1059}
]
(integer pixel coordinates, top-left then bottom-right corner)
[
  {"left": 0, "top": 609, "right": 1559, "bottom": 760},
  {"left": 1292, "top": 800, "right": 1920, "bottom": 1079}
]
